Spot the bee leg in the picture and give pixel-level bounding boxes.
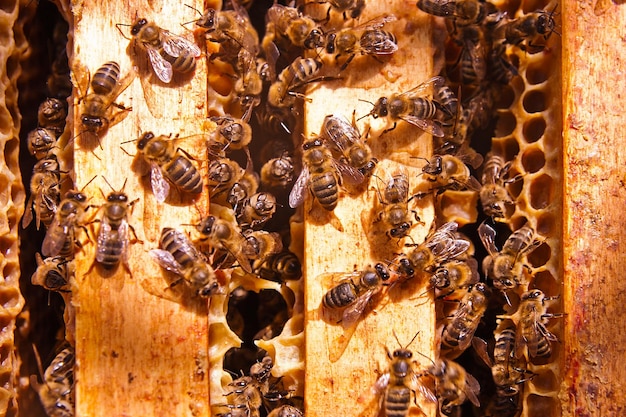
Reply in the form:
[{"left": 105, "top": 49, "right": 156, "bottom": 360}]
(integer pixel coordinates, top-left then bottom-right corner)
[{"left": 382, "top": 122, "right": 397, "bottom": 134}]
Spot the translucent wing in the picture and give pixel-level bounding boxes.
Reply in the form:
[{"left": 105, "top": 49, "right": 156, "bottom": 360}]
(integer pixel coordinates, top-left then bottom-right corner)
[
  {"left": 161, "top": 30, "right": 201, "bottom": 58},
  {"left": 150, "top": 163, "right": 170, "bottom": 203},
  {"left": 149, "top": 248, "right": 185, "bottom": 276},
  {"left": 463, "top": 371, "right": 481, "bottom": 407},
  {"left": 221, "top": 240, "right": 253, "bottom": 274},
  {"left": 398, "top": 76, "right": 445, "bottom": 99},
  {"left": 361, "top": 33, "right": 398, "bottom": 55},
  {"left": 22, "top": 195, "right": 34, "bottom": 228},
  {"left": 117, "top": 221, "right": 130, "bottom": 264},
  {"left": 288, "top": 166, "right": 310, "bottom": 208},
  {"left": 95, "top": 218, "right": 112, "bottom": 263},
  {"left": 407, "top": 369, "right": 438, "bottom": 403},
  {"left": 398, "top": 113, "right": 445, "bottom": 137},
  {"left": 341, "top": 288, "right": 378, "bottom": 330},
  {"left": 478, "top": 221, "right": 499, "bottom": 256},
  {"left": 146, "top": 47, "right": 173, "bottom": 83},
  {"left": 42, "top": 214, "right": 74, "bottom": 257},
  {"left": 335, "top": 160, "right": 365, "bottom": 185},
  {"left": 322, "top": 115, "right": 362, "bottom": 153}
]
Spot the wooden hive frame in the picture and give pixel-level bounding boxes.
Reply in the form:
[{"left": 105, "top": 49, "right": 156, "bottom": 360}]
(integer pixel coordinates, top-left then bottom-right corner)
[{"left": 4, "top": 0, "right": 626, "bottom": 416}]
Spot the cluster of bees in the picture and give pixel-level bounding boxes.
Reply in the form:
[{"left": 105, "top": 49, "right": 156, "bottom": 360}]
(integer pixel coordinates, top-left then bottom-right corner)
[{"left": 19, "top": 0, "right": 563, "bottom": 416}]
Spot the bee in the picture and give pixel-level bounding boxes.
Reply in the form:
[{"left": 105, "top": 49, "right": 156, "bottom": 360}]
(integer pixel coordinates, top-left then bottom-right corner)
[
  {"left": 362, "top": 334, "right": 436, "bottom": 417},
  {"left": 242, "top": 230, "right": 283, "bottom": 271},
  {"left": 208, "top": 116, "right": 253, "bottom": 154},
  {"left": 435, "top": 85, "right": 458, "bottom": 121},
  {"left": 127, "top": 17, "right": 201, "bottom": 83},
  {"left": 509, "top": 289, "right": 562, "bottom": 359},
  {"left": 256, "top": 104, "right": 296, "bottom": 135},
  {"left": 488, "top": 43, "right": 519, "bottom": 84},
  {"left": 267, "top": 405, "right": 303, "bottom": 417},
  {"left": 321, "top": 114, "right": 377, "bottom": 180},
  {"left": 226, "top": 162, "right": 260, "bottom": 210},
  {"left": 420, "top": 153, "right": 483, "bottom": 194},
  {"left": 149, "top": 227, "right": 220, "bottom": 297},
  {"left": 321, "top": 264, "right": 391, "bottom": 361},
  {"left": 38, "top": 97, "right": 67, "bottom": 137},
  {"left": 31, "top": 346, "right": 75, "bottom": 417},
  {"left": 486, "top": 324, "right": 535, "bottom": 392},
  {"left": 480, "top": 152, "right": 516, "bottom": 219},
  {"left": 428, "top": 258, "right": 479, "bottom": 299},
  {"left": 236, "top": 192, "right": 277, "bottom": 230},
  {"left": 42, "top": 188, "right": 91, "bottom": 258},
  {"left": 323, "top": 15, "right": 398, "bottom": 71},
  {"left": 27, "top": 127, "right": 59, "bottom": 160},
  {"left": 267, "top": 57, "right": 326, "bottom": 110},
  {"left": 372, "top": 170, "right": 417, "bottom": 241},
  {"left": 485, "top": 385, "right": 522, "bottom": 417},
  {"left": 253, "top": 250, "right": 302, "bottom": 282},
  {"left": 31, "top": 253, "right": 73, "bottom": 292},
  {"left": 416, "top": 0, "right": 505, "bottom": 28},
  {"left": 207, "top": 157, "right": 244, "bottom": 200},
  {"left": 363, "top": 76, "right": 446, "bottom": 137},
  {"left": 232, "top": 52, "right": 266, "bottom": 120},
  {"left": 496, "top": 6, "right": 558, "bottom": 52},
  {"left": 260, "top": 153, "right": 295, "bottom": 190},
  {"left": 478, "top": 222, "right": 541, "bottom": 291},
  {"left": 452, "top": 25, "right": 487, "bottom": 85},
  {"left": 90, "top": 183, "right": 139, "bottom": 274},
  {"left": 135, "top": 132, "right": 204, "bottom": 203},
  {"left": 398, "top": 221, "right": 471, "bottom": 278},
  {"left": 75, "top": 61, "right": 133, "bottom": 143},
  {"left": 263, "top": 4, "right": 325, "bottom": 58},
  {"left": 224, "top": 376, "right": 263, "bottom": 417},
  {"left": 440, "top": 283, "right": 489, "bottom": 359},
  {"left": 308, "top": 0, "right": 366, "bottom": 21},
  {"left": 195, "top": 215, "right": 253, "bottom": 273},
  {"left": 23, "top": 156, "right": 63, "bottom": 230},
  {"left": 427, "top": 358, "right": 480, "bottom": 415}
]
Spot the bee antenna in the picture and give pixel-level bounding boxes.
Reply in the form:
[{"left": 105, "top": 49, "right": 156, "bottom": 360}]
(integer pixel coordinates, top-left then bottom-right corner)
[
  {"left": 80, "top": 174, "right": 98, "bottom": 192},
  {"left": 31, "top": 344, "right": 46, "bottom": 385},
  {"left": 184, "top": 3, "right": 203, "bottom": 16},
  {"left": 115, "top": 22, "right": 133, "bottom": 41}
]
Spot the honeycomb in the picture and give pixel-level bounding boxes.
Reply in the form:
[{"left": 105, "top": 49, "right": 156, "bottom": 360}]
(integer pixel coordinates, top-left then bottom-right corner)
[{"left": 10, "top": 0, "right": 568, "bottom": 416}]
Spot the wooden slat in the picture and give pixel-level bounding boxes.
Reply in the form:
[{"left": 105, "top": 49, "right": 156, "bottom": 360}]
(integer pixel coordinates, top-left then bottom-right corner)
[
  {"left": 561, "top": 0, "right": 626, "bottom": 415},
  {"left": 70, "top": 1, "right": 211, "bottom": 416},
  {"left": 303, "top": 2, "right": 440, "bottom": 416}
]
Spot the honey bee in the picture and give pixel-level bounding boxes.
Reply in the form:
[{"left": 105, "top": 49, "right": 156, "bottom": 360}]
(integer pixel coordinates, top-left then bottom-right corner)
[
  {"left": 440, "top": 283, "right": 489, "bottom": 359},
  {"left": 75, "top": 61, "right": 133, "bottom": 144},
  {"left": 372, "top": 170, "right": 417, "bottom": 241},
  {"left": 485, "top": 385, "right": 522, "bottom": 417},
  {"left": 435, "top": 85, "right": 459, "bottom": 121},
  {"left": 363, "top": 76, "right": 446, "bottom": 137},
  {"left": 208, "top": 116, "right": 253, "bottom": 154},
  {"left": 323, "top": 15, "right": 398, "bottom": 71},
  {"left": 289, "top": 137, "right": 357, "bottom": 211},
  {"left": 27, "top": 127, "right": 59, "bottom": 160},
  {"left": 31, "top": 253, "right": 73, "bottom": 292},
  {"left": 267, "top": 405, "right": 303, "bottom": 417},
  {"left": 31, "top": 345, "right": 75, "bottom": 417},
  {"left": 260, "top": 153, "right": 295, "bottom": 190},
  {"left": 149, "top": 227, "right": 220, "bottom": 297},
  {"left": 226, "top": 162, "right": 260, "bottom": 210},
  {"left": 360, "top": 334, "right": 436, "bottom": 417},
  {"left": 509, "top": 289, "right": 562, "bottom": 359},
  {"left": 426, "top": 358, "right": 480, "bottom": 415},
  {"left": 42, "top": 188, "right": 92, "bottom": 258},
  {"left": 312, "top": 0, "right": 366, "bottom": 21},
  {"left": 321, "top": 264, "right": 390, "bottom": 361},
  {"left": 242, "top": 230, "right": 283, "bottom": 271},
  {"left": 253, "top": 250, "right": 302, "bottom": 282},
  {"left": 23, "top": 156, "right": 63, "bottom": 230},
  {"left": 267, "top": 57, "right": 326, "bottom": 110},
  {"left": 398, "top": 221, "right": 471, "bottom": 278},
  {"left": 135, "top": 132, "right": 204, "bottom": 203},
  {"left": 263, "top": 3, "right": 325, "bottom": 58},
  {"left": 416, "top": 0, "right": 505, "bottom": 28},
  {"left": 195, "top": 215, "right": 253, "bottom": 273},
  {"left": 236, "top": 191, "right": 277, "bottom": 230},
  {"left": 480, "top": 152, "right": 516, "bottom": 219},
  {"left": 126, "top": 17, "right": 201, "bottom": 83},
  {"left": 488, "top": 43, "right": 519, "bottom": 84},
  {"left": 478, "top": 222, "right": 541, "bottom": 291},
  {"left": 224, "top": 376, "right": 263, "bottom": 417},
  {"left": 487, "top": 324, "right": 534, "bottom": 392},
  {"left": 420, "top": 153, "right": 483, "bottom": 194},
  {"left": 453, "top": 25, "right": 487, "bottom": 85},
  {"left": 90, "top": 183, "right": 139, "bottom": 274},
  {"left": 38, "top": 97, "right": 67, "bottom": 137},
  {"left": 207, "top": 157, "right": 244, "bottom": 200},
  {"left": 232, "top": 52, "right": 267, "bottom": 120},
  {"left": 495, "top": 6, "right": 558, "bottom": 52},
  {"left": 256, "top": 104, "right": 296, "bottom": 135},
  {"left": 428, "top": 258, "right": 479, "bottom": 299},
  {"left": 322, "top": 114, "right": 377, "bottom": 180}
]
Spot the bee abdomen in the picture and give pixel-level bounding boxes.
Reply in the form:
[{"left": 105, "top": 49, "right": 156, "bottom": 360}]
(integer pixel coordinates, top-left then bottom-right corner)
[
  {"left": 310, "top": 172, "right": 338, "bottom": 211},
  {"left": 166, "top": 156, "right": 203, "bottom": 194},
  {"left": 163, "top": 51, "right": 196, "bottom": 74},
  {"left": 97, "top": 238, "right": 124, "bottom": 270},
  {"left": 160, "top": 227, "right": 195, "bottom": 269},
  {"left": 409, "top": 97, "right": 438, "bottom": 119},
  {"left": 91, "top": 61, "right": 120, "bottom": 95},
  {"left": 384, "top": 386, "right": 411, "bottom": 417},
  {"left": 323, "top": 281, "right": 357, "bottom": 308}
]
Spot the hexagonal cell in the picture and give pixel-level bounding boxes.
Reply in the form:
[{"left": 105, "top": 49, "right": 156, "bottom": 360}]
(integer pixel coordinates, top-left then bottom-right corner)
[
  {"left": 503, "top": 137, "right": 520, "bottom": 161},
  {"left": 532, "top": 270, "right": 560, "bottom": 294},
  {"left": 497, "top": 84, "right": 516, "bottom": 109},
  {"left": 522, "top": 116, "right": 546, "bottom": 143},
  {"left": 536, "top": 212, "right": 556, "bottom": 236},
  {"left": 526, "top": 60, "right": 550, "bottom": 85},
  {"left": 522, "top": 146, "right": 546, "bottom": 173},
  {"left": 522, "top": 89, "right": 548, "bottom": 113},
  {"left": 525, "top": 394, "right": 559, "bottom": 415},
  {"left": 527, "top": 242, "right": 551, "bottom": 268},
  {"left": 529, "top": 173, "right": 553, "bottom": 210},
  {"left": 495, "top": 111, "right": 517, "bottom": 137},
  {"left": 528, "top": 369, "right": 558, "bottom": 393}
]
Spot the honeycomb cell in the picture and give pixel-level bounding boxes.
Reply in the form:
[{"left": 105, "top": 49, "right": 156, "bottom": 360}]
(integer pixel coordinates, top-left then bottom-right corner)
[
  {"left": 536, "top": 212, "right": 555, "bottom": 236},
  {"left": 507, "top": 168, "right": 524, "bottom": 199},
  {"left": 522, "top": 89, "right": 548, "bottom": 113},
  {"left": 503, "top": 137, "right": 520, "bottom": 161},
  {"left": 532, "top": 270, "right": 560, "bottom": 294},
  {"left": 0, "top": 285, "right": 20, "bottom": 310},
  {"left": 522, "top": 116, "right": 546, "bottom": 143},
  {"left": 522, "top": 146, "right": 546, "bottom": 173},
  {"left": 510, "top": 215, "right": 528, "bottom": 232},
  {"left": 497, "top": 84, "right": 516, "bottom": 109},
  {"left": 529, "top": 173, "right": 553, "bottom": 209},
  {"left": 495, "top": 111, "right": 516, "bottom": 137},
  {"left": 527, "top": 242, "right": 551, "bottom": 268},
  {"left": 526, "top": 60, "right": 550, "bottom": 85},
  {"left": 528, "top": 369, "right": 558, "bottom": 393},
  {"left": 0, "top": 174, "right": 8, "bottom": 206}
]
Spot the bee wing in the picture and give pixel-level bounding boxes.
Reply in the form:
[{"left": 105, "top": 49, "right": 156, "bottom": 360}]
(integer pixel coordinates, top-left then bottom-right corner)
[
  {"left": 41, "top": 215, "right": 73, "bottom": 257},
  {"left": 356, "top": 372, "right": 388, "bottom": 417},
  {"left": 478, "top": 221, "right": 499, "bottom": 256},
  {"left": 462, "top": 371, "right": 481, "bottom": 407},
  {"left": 471, "top": 337, "right": 493, "bottom": 367},
  {"left": 319, "top": 271, "right": 362, "bottom": 289},
  {"left": 149, "top": 248, "right": 185, "bottom": 276},
  {"left": 398, "top": 76, "right": 445, "bottom": 99},
  {"left": 117, "top": 220, "right": 130, "bottom": 263},
  {"left": 22, "top": 194, "right": 35, "bottom": 229},
  {"left": 288, "top": 166, "right": 310, "bottom": 208},
  {"left": 161, "top": 30, "right": 201, "bottom": 58},
  {"left": 222, "top": 240, "right": 253, "bottom": 274},
  {"left": 95, "top": 217, "right": 112, "bottom": 263},
  {"left": 398, "top": 114, "right": 444, "bottom": 137},
  {"left": 407, "top": 370, "right": 438, "bottom": 403},
  {"left": 146, "top": 46, "right": 173, "bottom": 83},
  {"left": 456, "top": 175, "right": 482, "bottom": 192},
  {"left": 340, "top": 288, "right": 377, "bottom": 330},
  {"left": 363, "top": 35, "right": 399, "bottom": 55},
  {"left": 150, "top": 163, "right": 170, "bottom": 203},
  {"left": 335, "top": 160, "right": 365, "bottom": 185},
  {"left": 322, "top": 115, "right": 361, "bottom": 153},
  {"left": 464, "top": 39, "right": 486, "bottom": 80}
]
